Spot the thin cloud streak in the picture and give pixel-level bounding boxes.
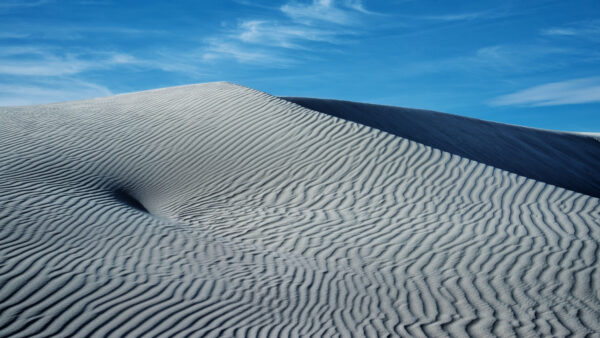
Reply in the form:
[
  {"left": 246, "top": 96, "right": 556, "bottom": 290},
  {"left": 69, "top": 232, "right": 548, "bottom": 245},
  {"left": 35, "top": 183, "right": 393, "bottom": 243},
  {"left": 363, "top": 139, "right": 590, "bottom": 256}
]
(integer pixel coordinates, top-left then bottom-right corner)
[
  {"left": 201, "top": 0, "right": 370, "bottom": 65},
  {"left": 0, "top": 22, "right": 166, "bottom": 42},
  {"left": 419, "top": 12, "right": 488, "bottom": 21},
  {"left": 280, "top": 0, "right": 368, "bottom": 25},
  {"left": 0, "top": 0, "right": 49, "bottom": 9},
  {"left": 0, "top": 79, "right": 112, "bottom": 106},
  {"left": 400, "top": 44, "right": 576, "bottom": 77},
  {"left": 0, "top": 48, "right": 140, "bottom": 76},
  {"left": 202, "top": 40, "right": 293, "bottom": 66},
  {"left": 394, "top": 8, "right": 508, "bottom": 23},
  {"left": 0, "top": 45, "right": 205, "bottom": 77},
  {"left": 0, "top": 32, "right": 30, "bottom": 39},
  {"left": 541, "top": 20, "right": 600, "bottom": 39},
  {"left": 237, "top": 20, "right": 346, "bottom": 48},
  {"left": 490, "top": 77, "right": 600, "bottom": 106}
]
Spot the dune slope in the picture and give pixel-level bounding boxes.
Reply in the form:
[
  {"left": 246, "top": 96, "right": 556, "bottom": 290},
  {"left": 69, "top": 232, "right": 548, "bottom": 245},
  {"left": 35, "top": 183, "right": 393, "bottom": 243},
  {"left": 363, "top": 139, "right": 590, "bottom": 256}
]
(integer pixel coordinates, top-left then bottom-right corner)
[
  {"left": 0, "top": 82, "right": 599, "bottom": 337},
  {"left": 283, "top": 97, "right": 600, "bottom": 198}
]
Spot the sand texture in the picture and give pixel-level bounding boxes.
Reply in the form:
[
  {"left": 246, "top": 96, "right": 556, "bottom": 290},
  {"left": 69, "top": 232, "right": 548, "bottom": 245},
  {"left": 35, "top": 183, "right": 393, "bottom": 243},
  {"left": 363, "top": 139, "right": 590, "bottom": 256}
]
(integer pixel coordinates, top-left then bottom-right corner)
[
  {"left": 284, "top": 97, "right": 600, "bottom": 198},
  {"left": 1, "top": 82, "right": 599, "bottom": 337}
]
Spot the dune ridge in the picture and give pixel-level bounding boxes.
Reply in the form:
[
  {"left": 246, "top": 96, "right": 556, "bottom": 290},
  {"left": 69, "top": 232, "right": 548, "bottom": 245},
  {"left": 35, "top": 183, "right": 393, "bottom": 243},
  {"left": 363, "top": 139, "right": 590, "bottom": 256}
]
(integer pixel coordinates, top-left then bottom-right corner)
[
  {"left": 0, "top": 82, "right": 599, "bottom": 337},
  {"left": 283, "top": 97, "right": 600, "bottom": 198}
]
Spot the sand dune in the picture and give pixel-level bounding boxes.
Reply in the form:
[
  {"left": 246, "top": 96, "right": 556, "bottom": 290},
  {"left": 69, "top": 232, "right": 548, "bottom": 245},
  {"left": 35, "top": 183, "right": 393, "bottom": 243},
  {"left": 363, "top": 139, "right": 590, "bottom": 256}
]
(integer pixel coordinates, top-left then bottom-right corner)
[
  {"left": 0, "top": 82, "right": 599, "bottom": 337},
  {"left": 284, "top": 97, "right": 600, "bottom": 198}
]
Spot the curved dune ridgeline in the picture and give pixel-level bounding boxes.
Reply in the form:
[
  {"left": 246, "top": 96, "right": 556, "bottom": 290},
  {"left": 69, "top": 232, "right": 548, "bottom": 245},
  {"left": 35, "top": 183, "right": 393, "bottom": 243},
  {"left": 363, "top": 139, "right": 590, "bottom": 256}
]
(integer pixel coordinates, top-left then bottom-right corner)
[
  {"left": 283, "top": 97, "right": 600, "bottom": 198},
  {"left": 0, "top": 82, "right": 599, "bottom": 337}
]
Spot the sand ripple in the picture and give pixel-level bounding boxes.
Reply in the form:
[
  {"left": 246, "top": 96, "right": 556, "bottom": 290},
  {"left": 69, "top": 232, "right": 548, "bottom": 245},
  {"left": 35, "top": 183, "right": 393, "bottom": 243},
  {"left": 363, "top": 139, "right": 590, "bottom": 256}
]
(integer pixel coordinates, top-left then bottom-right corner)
[{"left": 0, "top": 82, "right": 599, "bottom": 337}]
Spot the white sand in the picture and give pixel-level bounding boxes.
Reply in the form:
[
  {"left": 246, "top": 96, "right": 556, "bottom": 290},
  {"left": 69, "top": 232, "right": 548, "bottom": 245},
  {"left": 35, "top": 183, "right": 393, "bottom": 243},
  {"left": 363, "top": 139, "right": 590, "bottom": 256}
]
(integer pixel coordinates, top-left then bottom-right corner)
[
  {"left": 283, "top": 97, "right": 600, "bottom": 198},
  {"left": 0, "top": 82, "right": 598, "bottom": 337}
]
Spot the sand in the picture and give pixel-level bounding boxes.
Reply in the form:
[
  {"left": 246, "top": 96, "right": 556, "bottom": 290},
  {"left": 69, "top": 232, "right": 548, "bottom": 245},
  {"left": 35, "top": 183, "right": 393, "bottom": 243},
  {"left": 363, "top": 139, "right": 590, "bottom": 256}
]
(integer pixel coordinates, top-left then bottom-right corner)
[
  {"left": 0, "top": 82, "right": 599, "bottom": 337},
  {"left": 284, "top": 97, "right": 600, "bottom": 198}
]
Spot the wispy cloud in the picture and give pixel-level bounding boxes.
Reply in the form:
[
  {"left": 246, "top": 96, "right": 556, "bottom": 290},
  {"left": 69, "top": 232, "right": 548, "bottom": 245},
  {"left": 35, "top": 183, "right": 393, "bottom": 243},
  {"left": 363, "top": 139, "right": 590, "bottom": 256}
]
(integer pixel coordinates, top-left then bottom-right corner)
[
  {"left": 0, "top": 0, "right": 49, "bottom": 9},
  {"left": 237, "top": 20, "right": 344, "bottom": 48},
  {"left": 0, "top": 47, "right": 140, "bottom": 76},
  {"left": 280, "top": 0, "right": 370, "bottom": 25},
  {"left": 402, "top": 44, "right": 576, "bottom": 76},
  {"left": 469, "top": 45, "right": 573, "bottom": 69},
  {"left": 2, "top": 1, "right": 371, "bottom": 77},
  {"left": 543, "top": 28, "right": 579, "bottom": 36},
  {"left": 541, "top": 20, "right": 600, "bottom": 39},
  {"left": 0, "top": 79, "right": 112, "bottom": 106},
  {"left": 418, "top": 12, "right": 488, "bottom": 21},
  {"left": 0, "top": 32, "right": 30, "bottom": 39},
  {"left": 0, "top": 24, "right": 164, "bottom": 41},
  {"left": 201, "top": 0, "right": 371, "bottom": 65},
  {"left": 393, "top": 8, "right": 509, "bottom": 24},
  {"left": 490, "top": 77, "right": 600, "bottom": 106},
  {"left": 75, "top": 0, "right": 112, "bottom": 5},
  {"left": 202, "top": 40, "right": 293, "bottom": 66}
]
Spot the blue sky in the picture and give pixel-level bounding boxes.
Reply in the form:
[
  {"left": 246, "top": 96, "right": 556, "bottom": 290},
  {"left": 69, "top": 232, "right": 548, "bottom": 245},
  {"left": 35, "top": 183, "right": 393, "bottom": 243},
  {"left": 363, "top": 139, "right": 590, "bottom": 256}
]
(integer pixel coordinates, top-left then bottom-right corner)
[{"left": 1, "top": 0, "right": 599, "bottom": 131}]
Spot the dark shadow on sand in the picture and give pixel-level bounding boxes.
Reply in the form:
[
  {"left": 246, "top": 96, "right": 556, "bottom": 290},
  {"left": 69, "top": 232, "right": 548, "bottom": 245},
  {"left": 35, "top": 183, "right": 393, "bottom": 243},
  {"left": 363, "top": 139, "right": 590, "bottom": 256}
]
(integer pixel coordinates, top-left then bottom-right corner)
[{"left": 114, "top": 188, "right": 149, "bottom": 213}]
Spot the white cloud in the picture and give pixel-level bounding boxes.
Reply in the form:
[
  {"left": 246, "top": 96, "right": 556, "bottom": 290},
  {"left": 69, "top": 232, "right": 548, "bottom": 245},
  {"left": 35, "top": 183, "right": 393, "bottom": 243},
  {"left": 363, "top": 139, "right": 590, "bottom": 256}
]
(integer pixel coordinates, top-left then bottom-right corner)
[
  {"left": 0, "top": 44, "right": 206, "bottom": 83},
  {"left": 542, "top": 28, "right": 579, "bottom": 36},
  {"left": 0, "top": 79, "right": 112, "bottom": 106},
  {"left": 75, "top": 0, "right": 112, "bottom": 5},
  {"left": 280, "top": 0, "right": 366, "bottom": 25},
  {"left": 342, "top": 0, "right": 365, "bottom": 12},
  {"left": 0, "top": 32, "right": 30, "bottom": 39},
  {"left": 541, "top": 20, "right": 600, "bottom": 39},
  {"left": 0, "top": 61, "right": 89, "bottom": 76},
  {"left": 401, "top": 44, "right": 575, "bottom": 76},
  {"left": 0, "top": 48, "right": 141, "bottom": 76},
  {"left": 0, "top": 46, "right": 47, "bottom": 57},
  {"left": 237, "top": 20, "right": 343, "bottom": 48},
  {"left": 0, "top": 0, "right": 49, "bottom": 9},
  {"left": 468, "top": 45, "right": 571, "bottom": 69},
  {"left": 393, "top": 9, "right": 507, "bottom": 24},
  {"left": 490, "top": 77, "right": 600, "bottom": 107},
  {"left": 202, "top": 40, "right": 293, "bottom": 66},
  {"left": 419, "top": 12, "right": 487, "bottom": 21},
  {"left": 200, "top": 0, "right": 371, "bottom": 65},
  {"left": 0, "top": 24, "right": 165, "bottom": 42},
  {"left": 1, "top": 0, "right": 372, "bottom": 87}
]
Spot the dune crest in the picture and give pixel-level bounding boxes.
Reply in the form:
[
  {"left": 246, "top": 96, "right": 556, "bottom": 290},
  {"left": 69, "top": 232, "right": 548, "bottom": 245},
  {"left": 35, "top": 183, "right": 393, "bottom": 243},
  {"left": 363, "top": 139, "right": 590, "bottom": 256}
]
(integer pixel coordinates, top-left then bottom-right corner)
[
  {"left": 1, "top": 82, "right": 599, "bottom": 337},
  {"left": 283, "top": 97, "right": 600, "bottom": 198}
]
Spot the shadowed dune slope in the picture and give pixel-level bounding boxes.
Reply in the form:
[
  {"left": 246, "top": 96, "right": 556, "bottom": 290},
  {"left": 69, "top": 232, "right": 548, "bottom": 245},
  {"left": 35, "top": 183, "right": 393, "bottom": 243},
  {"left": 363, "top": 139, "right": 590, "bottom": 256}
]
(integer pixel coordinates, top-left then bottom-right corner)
[
  {"left": 283, "top": 97, "right": 600, "bottom": 198},
  {"left": 0, "top": 82, "right": 599, "bottom": 337}
]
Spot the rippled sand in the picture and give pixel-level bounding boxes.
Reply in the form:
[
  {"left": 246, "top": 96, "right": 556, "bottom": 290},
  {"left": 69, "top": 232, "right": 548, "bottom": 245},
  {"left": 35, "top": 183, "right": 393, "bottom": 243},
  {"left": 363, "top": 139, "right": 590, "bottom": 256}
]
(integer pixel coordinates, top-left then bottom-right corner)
[{"left": 1, "top": 82, "right": 599, "bottom": 337}]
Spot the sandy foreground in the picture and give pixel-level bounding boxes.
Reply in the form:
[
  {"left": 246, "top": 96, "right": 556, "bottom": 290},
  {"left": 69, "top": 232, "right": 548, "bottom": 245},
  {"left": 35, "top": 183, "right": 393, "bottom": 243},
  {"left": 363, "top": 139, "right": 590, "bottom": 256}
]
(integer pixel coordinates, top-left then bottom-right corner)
[{"left": 0, "top": 82, "right": 599, "bottom": 337}]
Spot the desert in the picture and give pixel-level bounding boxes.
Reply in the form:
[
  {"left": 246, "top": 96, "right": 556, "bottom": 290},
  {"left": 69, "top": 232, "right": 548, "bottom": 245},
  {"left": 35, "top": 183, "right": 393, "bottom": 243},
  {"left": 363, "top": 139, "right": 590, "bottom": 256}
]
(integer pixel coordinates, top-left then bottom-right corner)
[{"left": 1, "top": 82, "right": 599, "bottom": 337}]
